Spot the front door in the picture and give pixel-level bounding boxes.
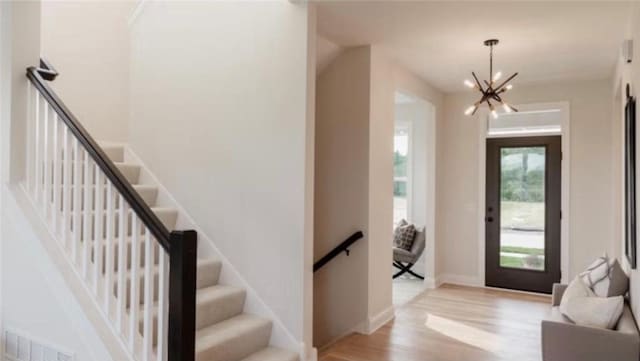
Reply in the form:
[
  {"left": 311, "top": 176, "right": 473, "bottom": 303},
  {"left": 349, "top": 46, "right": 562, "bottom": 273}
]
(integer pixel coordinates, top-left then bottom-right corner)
[{"left": 485, "top": 136, "right": 561, "bottom": 294}]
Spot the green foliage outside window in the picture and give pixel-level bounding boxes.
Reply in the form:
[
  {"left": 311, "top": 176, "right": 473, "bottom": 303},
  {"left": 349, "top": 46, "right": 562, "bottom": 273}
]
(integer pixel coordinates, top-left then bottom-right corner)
[
  {"left": 500, "top": 147, "right": 545, "bottom": 203},
  {"left": 394, "top": 150, "right": 408, "bottom": 197}
]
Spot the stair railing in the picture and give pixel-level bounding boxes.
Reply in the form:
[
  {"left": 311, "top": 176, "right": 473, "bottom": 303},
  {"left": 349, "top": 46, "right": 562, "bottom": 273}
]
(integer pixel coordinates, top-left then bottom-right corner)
[
  {"left": 313, "top": 231, "right": 364, "bottom": 272},
  {"left": 25, "top": 59, "right": 196, "bottom": 361}
]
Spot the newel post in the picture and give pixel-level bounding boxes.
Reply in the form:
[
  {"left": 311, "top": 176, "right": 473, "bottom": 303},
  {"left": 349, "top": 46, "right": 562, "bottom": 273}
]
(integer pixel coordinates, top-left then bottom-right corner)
[{"left": 168, "top": 230, "right": 198, "bottom": 361}]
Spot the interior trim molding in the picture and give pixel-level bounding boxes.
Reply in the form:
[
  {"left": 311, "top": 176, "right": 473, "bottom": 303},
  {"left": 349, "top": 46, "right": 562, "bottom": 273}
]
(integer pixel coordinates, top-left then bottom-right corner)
[
  {"left": 437, "top": 274, "right": 483, "bottom": 288},
  {"left": 476, "top": 102, "right": 571, "bottom": 287},
  {"left": 364, "top": 306, "right": 395, "bottom": 335},
  {"left": 424, "top": 276, "right": 437, "bottom": 289}
]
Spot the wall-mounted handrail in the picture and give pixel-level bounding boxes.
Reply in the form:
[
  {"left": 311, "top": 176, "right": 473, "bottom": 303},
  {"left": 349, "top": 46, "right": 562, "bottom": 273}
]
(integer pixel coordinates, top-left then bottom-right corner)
[
  {"left": 26, "top": 61, "right": 171, "bottom": 251},
  {"left": 313, "top": 231, "right": 364, "bottom": 272}
]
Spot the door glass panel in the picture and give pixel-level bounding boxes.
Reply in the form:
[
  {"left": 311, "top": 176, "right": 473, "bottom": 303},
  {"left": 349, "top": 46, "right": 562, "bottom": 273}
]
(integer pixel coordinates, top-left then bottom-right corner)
[{"left": 500, "top": 146, "right": 546, "bottom": 270}]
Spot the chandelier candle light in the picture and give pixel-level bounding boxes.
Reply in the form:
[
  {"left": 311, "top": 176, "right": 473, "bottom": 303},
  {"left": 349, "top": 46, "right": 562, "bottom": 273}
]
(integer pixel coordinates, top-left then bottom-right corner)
[{"left": 464, "top": 39, "right": 518, "bottom": 119}]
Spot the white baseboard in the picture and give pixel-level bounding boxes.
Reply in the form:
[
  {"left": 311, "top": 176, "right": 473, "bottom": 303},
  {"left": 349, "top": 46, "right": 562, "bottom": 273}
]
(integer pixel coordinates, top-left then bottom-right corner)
[
  {"left": 303, "top": 344, "right": 318, "bottom": 361},
  {"left": 423, "top": 276, "right": 437, "bottom": 289},
  {"left": 436, "top": 274, "right": 483, "bottom": 288},
  {"left": 353, "top": 306, "right": 395, "bottom": 335}
]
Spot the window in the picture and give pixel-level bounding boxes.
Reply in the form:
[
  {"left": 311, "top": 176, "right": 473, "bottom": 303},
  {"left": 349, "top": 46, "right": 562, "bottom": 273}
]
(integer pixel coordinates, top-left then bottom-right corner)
[
  {"left": 394, "top": 124, "right": 411, "bottom": 225},
  {"left": 488, "top": 109, "right": 562, "bottom": 137}
]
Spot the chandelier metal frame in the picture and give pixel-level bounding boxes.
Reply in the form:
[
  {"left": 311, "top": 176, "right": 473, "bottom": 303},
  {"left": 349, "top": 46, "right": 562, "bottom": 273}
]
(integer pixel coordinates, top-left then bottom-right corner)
[{"left": 465, "top": 39, "right": 518, "bottom": 118}]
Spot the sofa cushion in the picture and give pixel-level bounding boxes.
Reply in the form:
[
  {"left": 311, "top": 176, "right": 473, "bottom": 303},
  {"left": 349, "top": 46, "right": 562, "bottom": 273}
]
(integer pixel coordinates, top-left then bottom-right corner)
[
  {"left": 560, "top": 277, "right": 624, "bottom": 329},
  {"left": 579, "top": 255, "right": 629, "bottom": 297}
]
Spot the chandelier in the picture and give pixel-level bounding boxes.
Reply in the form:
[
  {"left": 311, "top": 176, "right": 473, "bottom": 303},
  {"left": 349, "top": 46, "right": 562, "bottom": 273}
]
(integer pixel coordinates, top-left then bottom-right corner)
[{"left": 464, "top": 39, "right": 518, "bottom": 118}]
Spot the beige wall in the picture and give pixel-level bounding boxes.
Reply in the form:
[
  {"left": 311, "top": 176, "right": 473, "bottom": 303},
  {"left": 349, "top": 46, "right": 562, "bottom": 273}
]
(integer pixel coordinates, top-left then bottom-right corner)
[
  {"left": 128, "top": 1, "right": 312, "bottom": 348},
  {"left": 314, "top": 46, "right": 371, "bottom": 347},
  {"left": 314, "top": 44, "right": 444, "bottom": 347},
  {"left": 40, "top": 0, "right": 132, "bottom": 142},
  {"left": 439, "top": 79, "right": 614, "bottom": 283}
]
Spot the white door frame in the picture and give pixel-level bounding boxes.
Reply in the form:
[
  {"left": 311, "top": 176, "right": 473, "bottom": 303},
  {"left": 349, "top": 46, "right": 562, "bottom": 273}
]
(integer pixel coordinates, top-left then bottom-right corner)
[
  {"left": 394, "top": 121, "right": 414, "bottom": 224},
  {"left": 477, "top": 101, "right": 571, "bottom": 286},
  {"left": 394, "top": 90, "right": 437, "bottom": 289}
]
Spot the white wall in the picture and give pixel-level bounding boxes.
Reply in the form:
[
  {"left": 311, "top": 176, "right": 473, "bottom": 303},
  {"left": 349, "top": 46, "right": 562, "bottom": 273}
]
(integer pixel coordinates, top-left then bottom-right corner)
[
  {"left": 439, "top": 79, "right": 613, "bottom": 284},
  {"left": 313, "top": 44, "right": 443, "bottom": 347},
  {"left": 128, "top": 0, "right": 313, "bottom": 350},
  {"left": 40, "top": 0, "right": 133, "bottom": 142},
  {"left": 1, "top": 187, "right": 114, "bottom": 361}
]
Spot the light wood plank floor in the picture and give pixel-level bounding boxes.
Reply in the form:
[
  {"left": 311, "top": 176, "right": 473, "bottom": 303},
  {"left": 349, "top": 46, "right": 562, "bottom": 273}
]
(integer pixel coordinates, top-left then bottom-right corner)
[{"left": 319, "top": 284, "right": 551, "bottom": 361}]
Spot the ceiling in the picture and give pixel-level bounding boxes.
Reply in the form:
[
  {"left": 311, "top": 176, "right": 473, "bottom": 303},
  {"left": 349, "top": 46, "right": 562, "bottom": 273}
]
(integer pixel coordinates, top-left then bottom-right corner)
[{"left": 316, "top": 1, "right": 632, "bottom": 93}]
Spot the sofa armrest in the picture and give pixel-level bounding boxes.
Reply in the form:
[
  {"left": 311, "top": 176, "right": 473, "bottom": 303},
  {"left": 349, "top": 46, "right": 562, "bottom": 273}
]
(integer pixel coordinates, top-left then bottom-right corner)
[
  {"left": 551, "top": 283, "right": 567, "bottom": 306},
  {"left": 542, "top": 320, "right": 640, "bottom": 361}
]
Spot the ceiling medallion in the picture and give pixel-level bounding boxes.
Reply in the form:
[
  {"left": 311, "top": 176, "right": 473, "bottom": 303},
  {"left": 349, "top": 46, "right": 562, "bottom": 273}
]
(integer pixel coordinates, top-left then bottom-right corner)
[{"left": 464, "top": 39, "right": 518, "bottom": 118}]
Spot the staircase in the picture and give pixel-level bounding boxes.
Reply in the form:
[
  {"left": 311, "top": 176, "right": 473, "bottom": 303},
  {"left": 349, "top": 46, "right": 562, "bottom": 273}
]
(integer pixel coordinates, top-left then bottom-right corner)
[
  {"left": 102, "top": 145, "right": 298, "bottom": 361},
  {"left": 22, "top": 60, "right": 298, "bottom": 361}
]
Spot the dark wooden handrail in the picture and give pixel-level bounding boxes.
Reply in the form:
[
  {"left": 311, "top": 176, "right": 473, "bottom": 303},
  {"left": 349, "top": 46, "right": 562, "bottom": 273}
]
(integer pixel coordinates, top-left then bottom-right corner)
[
  {"left": 26, "top": 60, "right": 171, "bottom": 251},
  {"left": 313, "top": 231, "right": 364, "bottom": 272}
]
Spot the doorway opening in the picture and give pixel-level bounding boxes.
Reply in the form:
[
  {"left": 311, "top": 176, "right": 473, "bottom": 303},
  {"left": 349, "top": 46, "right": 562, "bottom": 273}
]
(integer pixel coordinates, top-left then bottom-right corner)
[
  {"left": 392, "top": 91, "right": 435, "bottom": 306},
  {"left": 481, "top": 104, "right": 569, "bottom": 293}
]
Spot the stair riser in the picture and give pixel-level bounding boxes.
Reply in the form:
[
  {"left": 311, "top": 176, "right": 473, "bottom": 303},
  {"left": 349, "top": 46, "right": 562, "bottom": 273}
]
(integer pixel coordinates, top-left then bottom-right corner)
[
  {"left": 197, "top": 262, "right": 222, "bottom": 289},
  {"left": 196, "top": 322, "right": 271, "bottom": 361},
  {"left": 196, "top": 290, "right": 246, "bottom": 330},
  {"left": 139, "top": 290, "right": 246, "bottom": 348}
]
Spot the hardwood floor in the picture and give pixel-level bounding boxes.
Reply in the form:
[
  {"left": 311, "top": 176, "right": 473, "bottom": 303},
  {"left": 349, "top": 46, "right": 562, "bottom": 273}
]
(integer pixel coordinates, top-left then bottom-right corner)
[
  {"left": 392, "top": 277, "right": 425, "bottom": 307},
  {"left": 319, "top": 284, "right": 551, "bottom": 361}
]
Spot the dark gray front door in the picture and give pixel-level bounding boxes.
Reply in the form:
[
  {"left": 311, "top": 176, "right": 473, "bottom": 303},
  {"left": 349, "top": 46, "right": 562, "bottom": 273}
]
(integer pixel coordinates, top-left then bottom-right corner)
[{"left": 485, "top": 136, "right": 561, "bottom": 294}]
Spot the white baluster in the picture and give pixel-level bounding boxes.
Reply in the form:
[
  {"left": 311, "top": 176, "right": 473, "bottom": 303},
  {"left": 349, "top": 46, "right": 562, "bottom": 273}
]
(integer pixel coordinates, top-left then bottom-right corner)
[
  {"left": 116, "top": 198, "right": 129, "bottom": 333},
  {"left": 72, "top": 139, "right": 82, "bottom": 264},
  {"left": 62, "top": 127, "right": 71, "bottom": 249},
  {"left": 128, "top": 214, "right": 140, "bottom": 352},
  {"left": 26, "top": 84, "right": 33, "bottom": 193},
  {"left": 93, "top": 170, "right": 104, "bottom": 296},
  {"left": 104, "top": 182, "right": 115, "bottom": 312},
  {"left": 34, "top": 92, "right": 41, "bottom": 203},
  {"left": 43, "top": 102, "right": 50, "bottom": 219},
  {"left": 52, "top": 113, "right": 60, "bottom": 238},
  {"left": 143, "top": 231, "right": 155, "bottom": 361},
  {"left": 82, "top": 153, "right": 94, "bottom": 280},
  {"left": 156, "top": 247, "right": 168, "bottom": 361}
]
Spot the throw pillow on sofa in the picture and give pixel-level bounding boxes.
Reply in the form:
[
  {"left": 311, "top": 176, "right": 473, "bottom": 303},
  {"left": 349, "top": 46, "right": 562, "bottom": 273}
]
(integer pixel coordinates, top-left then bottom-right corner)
[
  {"left": 559, "top": 277, "right": 624, "bottom": 329},
  {"left": 393, "top": 219, "right": 416, "bottom": 251},
  {"left": 579, "top": 254, "right": 629, "bottom": 297}
]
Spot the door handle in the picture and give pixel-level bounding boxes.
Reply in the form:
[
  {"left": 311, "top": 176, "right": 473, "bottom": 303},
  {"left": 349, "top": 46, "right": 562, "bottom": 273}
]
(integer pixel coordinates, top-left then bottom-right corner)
[{"left": 485, "top": 216, "right": 494, "bottom": 222}]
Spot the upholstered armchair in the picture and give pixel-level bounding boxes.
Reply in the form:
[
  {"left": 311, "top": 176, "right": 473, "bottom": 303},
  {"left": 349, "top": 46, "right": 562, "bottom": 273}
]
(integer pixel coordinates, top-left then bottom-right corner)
[{"left": 393, "top": 227, "right": 426, "bottom": 279}]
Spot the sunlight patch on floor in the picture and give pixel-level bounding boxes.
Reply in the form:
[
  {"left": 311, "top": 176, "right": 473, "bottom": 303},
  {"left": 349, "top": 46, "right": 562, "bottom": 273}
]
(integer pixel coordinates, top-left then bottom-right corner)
[{"left": 425, "top": 314, "right": 502, "bottom": 353}]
